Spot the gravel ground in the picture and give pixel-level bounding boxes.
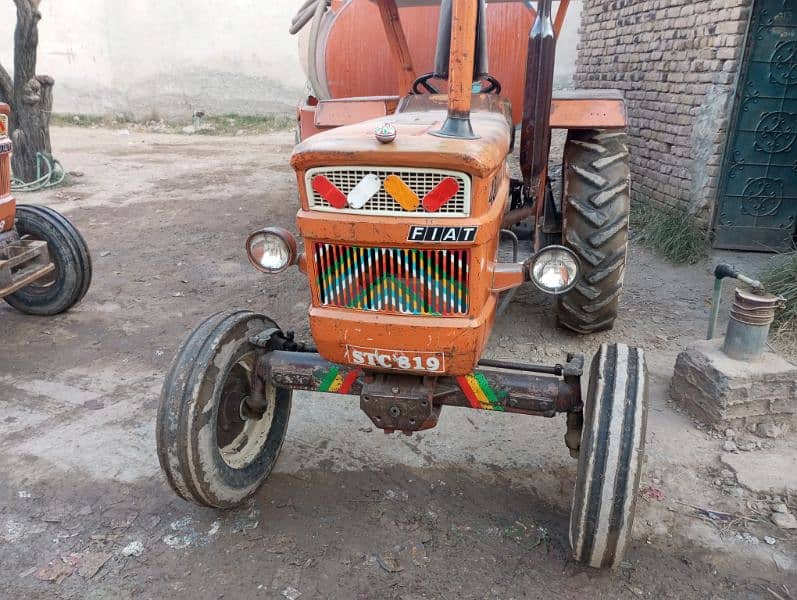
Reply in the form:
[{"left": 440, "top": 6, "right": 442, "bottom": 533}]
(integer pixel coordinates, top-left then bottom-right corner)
[{"left": 0, "top": 126, "right": 794, "bottom": 599}]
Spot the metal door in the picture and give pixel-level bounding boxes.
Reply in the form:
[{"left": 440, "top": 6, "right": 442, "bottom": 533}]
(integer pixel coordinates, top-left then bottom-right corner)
[{"left": 714, "top": 0, "right": 797, "bottom": 251}]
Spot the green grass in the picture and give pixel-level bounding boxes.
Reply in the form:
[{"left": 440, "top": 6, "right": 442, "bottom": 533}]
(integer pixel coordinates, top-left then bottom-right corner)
[
  {"left": 51, "top": 114, "right": 124, "bottom": 128},
  {"left": 193, "top": 113, "right": 293, "bottom": 135},
  {"left": 50, "top": 112, "right": 293, "bottom": 136},
  {"left": 759, "top": 250, "right": 797, "bottom": 334},
  {"left": 630, "top": 203, "right": 708, "bottom": 264}
]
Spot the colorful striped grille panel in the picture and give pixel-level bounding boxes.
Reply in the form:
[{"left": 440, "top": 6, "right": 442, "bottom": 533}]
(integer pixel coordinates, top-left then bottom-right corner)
[{"left": 314, "top": 243, "right": 470, "bottom": 316}]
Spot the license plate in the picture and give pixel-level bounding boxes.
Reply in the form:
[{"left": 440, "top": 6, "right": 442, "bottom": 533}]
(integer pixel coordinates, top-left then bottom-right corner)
[{"left": 346, "top": 345, "right": 445, "bottom": 373}]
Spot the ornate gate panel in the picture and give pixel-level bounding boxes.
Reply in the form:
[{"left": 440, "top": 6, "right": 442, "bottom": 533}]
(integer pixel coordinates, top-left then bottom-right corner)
[{"left": 715, "top": 0, "right": 797, "bottom": 251}]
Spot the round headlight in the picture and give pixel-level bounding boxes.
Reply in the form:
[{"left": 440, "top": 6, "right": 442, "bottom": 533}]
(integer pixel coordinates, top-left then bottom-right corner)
[
  {"left": 246, "top": 227, "right": 297, "bottom": 273},
  {"left": 529, "top": 245, "right": 580, "bottom": 294}
]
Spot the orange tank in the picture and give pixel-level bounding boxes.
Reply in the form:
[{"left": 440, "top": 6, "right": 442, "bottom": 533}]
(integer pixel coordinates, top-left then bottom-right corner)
[{"left": 305, "top": 0, "right": 537, "bottom": 125}]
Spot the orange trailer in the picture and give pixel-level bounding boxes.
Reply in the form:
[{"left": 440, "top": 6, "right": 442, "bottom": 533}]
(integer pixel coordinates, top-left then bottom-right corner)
[{"left": 157, "top": 0, "right": 647, "bottom": 569}]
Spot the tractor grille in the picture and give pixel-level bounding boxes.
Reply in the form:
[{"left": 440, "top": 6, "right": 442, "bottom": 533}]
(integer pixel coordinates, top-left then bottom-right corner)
[
  {"left": 305, "top": 166, "right": 470, "bottom": 217},
  {"left": 314, "top": 243, "right": 470, "bottom": 316}
]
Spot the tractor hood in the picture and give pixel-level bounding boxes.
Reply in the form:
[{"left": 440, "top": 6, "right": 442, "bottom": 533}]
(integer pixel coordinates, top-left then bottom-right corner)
[{"left": 291, "top": 94, "right": 513, "bottom": 178}]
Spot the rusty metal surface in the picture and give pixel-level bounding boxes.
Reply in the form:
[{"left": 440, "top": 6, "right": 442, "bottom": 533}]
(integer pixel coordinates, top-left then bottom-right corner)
[
  {"left": 261, "top": 350, "right": 583, "bottom": 432},
  {"left": 500, "top": 203, "right": 535, "bottom": 229},
  {"left": 564, "top": 411, "right": 583, "bottom": 459},
  {"left": 374, "top": 0, "right": 418, "bottom": 93},
  {"left": 722, "top": 288, "right": 786, "bottom": 361},
  {"left": 0, "top": 239, "right": 54, "bottom": 298},
  {"left": 728, "top": 288, "right": 785, "bottom": 326},
  {"left": 361, "top": 374, "right": 440, "bottom": 431},
  {"left": 519, "top": 0, "right": 555, "bottom": 194},
  {"left": 431, "top": 0, "right": 479, "bottom": 139},
  {"left": 265, "top": 350, "right": 365, "bottom": 395}
]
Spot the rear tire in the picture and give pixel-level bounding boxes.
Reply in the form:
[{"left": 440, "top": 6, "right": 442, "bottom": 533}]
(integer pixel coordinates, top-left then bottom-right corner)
[
  {"left": 570, "top": 343, "right": 647, "bottom": 568},
  {"left": 4, "top": 204, "right": 92, "bottom": 315},
  {"left": 156, "top": 310, "right": 292, "bottom": 509},
  {"left": 557, "top": 130, "right": 630, "bottom": 334}
]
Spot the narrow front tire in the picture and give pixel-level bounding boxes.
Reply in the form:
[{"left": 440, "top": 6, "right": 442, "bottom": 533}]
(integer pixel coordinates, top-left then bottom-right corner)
[
  {"left": 570, "top": 343, "right": 648, "bottom": 568},
  {"left": 156, "top": 310, "right": 292, "bottom": 509}
]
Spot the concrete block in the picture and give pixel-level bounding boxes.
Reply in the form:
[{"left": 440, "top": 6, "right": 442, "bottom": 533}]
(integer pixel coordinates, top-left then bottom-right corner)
[
  {"left": 720, "top": 451, "right": 797, "bottom": 494},
  {"left": 670, "top": 339, "right": 797, "bottom": 431}
]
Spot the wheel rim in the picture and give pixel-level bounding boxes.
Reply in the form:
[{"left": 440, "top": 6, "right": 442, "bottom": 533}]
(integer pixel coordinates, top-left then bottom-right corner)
[{"left": 216, "top": 351, "right": 276, "bottom": 470}]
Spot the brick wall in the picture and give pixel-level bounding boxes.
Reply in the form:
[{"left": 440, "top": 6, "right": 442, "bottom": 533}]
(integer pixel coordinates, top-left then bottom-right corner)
[{"left": 574, "top": 0, "right": 753, "bottom": 222}]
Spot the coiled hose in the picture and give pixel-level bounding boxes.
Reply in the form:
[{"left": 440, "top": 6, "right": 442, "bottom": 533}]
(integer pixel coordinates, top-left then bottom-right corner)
[
  {"left": 12, "top": 152, "right": 66, "bottom": 192},
  {"left": 289, "top": 0, "right": 331, "bottom": 99},
  {"left": 289, "top": 0, "right": 323, "bottom": 34}
]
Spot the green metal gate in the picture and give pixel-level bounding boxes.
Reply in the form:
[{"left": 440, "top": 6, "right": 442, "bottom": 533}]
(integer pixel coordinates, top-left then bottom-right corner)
[{"left": 714, "top": 0, "right": 797, "bottom": 251}]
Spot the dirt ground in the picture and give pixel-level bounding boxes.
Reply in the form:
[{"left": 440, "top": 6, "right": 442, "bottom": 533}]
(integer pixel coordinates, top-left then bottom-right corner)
[{"left": 1, "top": 126, "right": 795, "bottom": 600}]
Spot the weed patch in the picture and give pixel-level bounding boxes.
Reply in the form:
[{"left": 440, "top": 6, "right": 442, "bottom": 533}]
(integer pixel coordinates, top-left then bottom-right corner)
[
  {"left": 760, "top": 250, "right": 797, "bottom": 337},
  {"left": 51, "top": 112, "right": 293, "bottom": 136},
  {"left": 630, "top": 203, "right": 707, "bottom": 264}
]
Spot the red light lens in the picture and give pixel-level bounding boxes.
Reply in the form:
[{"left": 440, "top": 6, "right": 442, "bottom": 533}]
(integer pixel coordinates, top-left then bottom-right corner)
[
  {"left": 422, "top": 177, "right": 459, "bottom": 212},
  {"left": 311, "top": 175, "right": 347, "bottom": 209}
]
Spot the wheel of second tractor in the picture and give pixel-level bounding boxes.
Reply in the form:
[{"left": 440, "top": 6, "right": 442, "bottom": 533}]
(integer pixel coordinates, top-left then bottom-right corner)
[
  {"left": 558, "top": 129, "right": 630, "bottom": 334},
  {"left": 156, "top": 310, "right": 292, "bottom": 509},
  {"left": 4, "top": 204, "right": 92, "bottom": 315},
  {"left": 570, "top": 343, "right": 648, "bottom": 569}
]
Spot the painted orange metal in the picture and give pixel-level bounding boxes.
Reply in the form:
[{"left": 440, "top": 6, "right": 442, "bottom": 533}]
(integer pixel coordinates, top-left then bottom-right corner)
[
  {"left": 283, "top": 2, "right": 627, "bottom": 376},
  {"left": 443, "top": 0, "right": 478, "bottom": 119},
  {"left": 0, "top": 103, "right": 14, "bottom": 233},
  {"left": 0, "top": 194, "right": 15, "bottom": 233},
  {"left": 315, "top": 0, "right": 537, "bottom": 124},
  {"left": 549, "top": 90, "right": 628, "bottom": 129},
  {"left": 553, "top": 0, "right": 570, "bottom": 37},
  {"left": 298, "top": 92, "right": 627, "bottom": 142},
  {"left": 491, "top": 262, "right": 526, "bottom": 293},
  {"left": 299, "top": 96, "right": 400, "bottom": 140},
  {"left": 374, "top": 0, "right": 417, "bottom": 94},
  {"left": 291, "top": 103, "right": 515, "bottom": 375},
  {"left": 293, "top": 95, "right": 513, "bottom": 176}
]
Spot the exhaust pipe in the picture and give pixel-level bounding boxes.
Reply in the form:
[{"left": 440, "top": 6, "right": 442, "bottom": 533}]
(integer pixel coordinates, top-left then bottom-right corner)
[
  {"left": 519, "top": 0, "right": 556, "bottom": 195},
  {"left": 431, "top": 0, "right": 480, "bottom": 139},
  {"left": 433, "top": 0, "right": 488, "bottom": 82}
]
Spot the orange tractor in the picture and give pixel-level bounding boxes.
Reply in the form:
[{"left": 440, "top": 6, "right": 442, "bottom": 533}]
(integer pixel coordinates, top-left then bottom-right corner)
[
  {"left": 157, "top": 0, "right": 647, "bottom": 568},
  {"left": 0, "top": 104, "right": 91, "bottom": 315}
]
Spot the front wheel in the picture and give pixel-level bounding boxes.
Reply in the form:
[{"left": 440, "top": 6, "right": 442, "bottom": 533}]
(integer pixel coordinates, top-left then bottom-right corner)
[
  {"left": 156, "top": 310, "right": 292, "bottom": 509},
  {"left": 570, "top": 343, "right": 648, "bottom": 568},
  {"left": 4, "top": 204, "right": 92, "bottom": 315}
]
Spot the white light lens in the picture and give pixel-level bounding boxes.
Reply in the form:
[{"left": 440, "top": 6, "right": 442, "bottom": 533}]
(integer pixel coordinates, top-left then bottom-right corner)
[
  {"left": 530, "top": 247, "right": 579, "bottom": 294},
  {"left": 347, "top": 173, "right": 381, "bottom": 209},
  {"left": 249, "top": 233, "right": 291, "bottom": 272}
]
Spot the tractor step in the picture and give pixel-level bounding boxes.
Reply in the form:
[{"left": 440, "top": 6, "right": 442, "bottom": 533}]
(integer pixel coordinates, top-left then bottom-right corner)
[{"left": 0, "top": 239, "right": 55, "bottom": 297}]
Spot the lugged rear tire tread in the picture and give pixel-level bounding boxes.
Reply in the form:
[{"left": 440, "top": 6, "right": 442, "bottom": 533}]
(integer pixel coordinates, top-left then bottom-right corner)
[{"left": 558, "top": 130, "right": 630, "bottom": 334}]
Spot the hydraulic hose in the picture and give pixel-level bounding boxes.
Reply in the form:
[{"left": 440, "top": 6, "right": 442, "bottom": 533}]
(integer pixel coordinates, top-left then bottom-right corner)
[
  {"left": 289, "top": 0, "right": 331, "bottom": 99},
  {"left": 289, "top": 0, "right": 320, "bottom": 35}
]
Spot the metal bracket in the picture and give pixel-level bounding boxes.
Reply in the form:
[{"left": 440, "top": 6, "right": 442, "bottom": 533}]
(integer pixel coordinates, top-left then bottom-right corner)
[
  {"left": 360, "top": 374, "right": 440, "bottom": 432},
  {"left": 248, "top": 327, "right": 282, "bottom": 349}
]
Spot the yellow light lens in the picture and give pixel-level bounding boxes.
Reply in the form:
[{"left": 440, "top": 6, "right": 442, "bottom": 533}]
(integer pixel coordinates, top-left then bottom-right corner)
[{"left": 384, "top": 174, "right": 420, "bottom": 211}]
